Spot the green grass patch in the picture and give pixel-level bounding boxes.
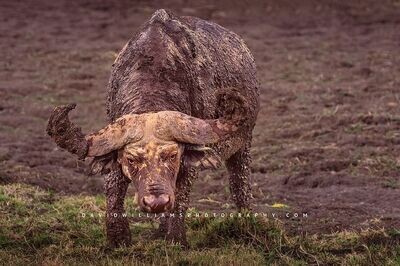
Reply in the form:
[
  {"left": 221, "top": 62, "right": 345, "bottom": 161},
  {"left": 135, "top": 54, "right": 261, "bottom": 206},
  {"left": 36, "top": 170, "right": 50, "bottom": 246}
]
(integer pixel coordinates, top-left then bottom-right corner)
[{"left": 0, "top": 183, "right": 399, "bottom": 265}]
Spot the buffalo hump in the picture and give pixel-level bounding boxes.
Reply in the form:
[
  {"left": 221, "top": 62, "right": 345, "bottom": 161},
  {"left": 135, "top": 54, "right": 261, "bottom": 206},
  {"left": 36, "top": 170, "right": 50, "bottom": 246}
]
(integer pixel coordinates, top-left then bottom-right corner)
[{"left": 106, "top": 9, "right": 259, "bottom": 131}]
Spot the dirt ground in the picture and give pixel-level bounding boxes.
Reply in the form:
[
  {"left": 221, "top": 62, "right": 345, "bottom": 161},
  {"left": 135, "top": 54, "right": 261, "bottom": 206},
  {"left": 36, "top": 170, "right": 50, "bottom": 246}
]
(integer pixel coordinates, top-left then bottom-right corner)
[{"left": 1, "top": 0, "right": 400, "bottom": 235}]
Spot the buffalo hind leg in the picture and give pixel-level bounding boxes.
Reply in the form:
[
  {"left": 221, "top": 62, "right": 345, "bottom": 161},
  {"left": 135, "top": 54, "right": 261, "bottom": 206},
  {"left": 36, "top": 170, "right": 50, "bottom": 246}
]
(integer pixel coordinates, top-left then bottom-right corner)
[
  {"left": 104, "top": 165, "right": 131, "bottom": 248},
  {"left": 226, "top": 143, "right": 252, "bottom": 210}
]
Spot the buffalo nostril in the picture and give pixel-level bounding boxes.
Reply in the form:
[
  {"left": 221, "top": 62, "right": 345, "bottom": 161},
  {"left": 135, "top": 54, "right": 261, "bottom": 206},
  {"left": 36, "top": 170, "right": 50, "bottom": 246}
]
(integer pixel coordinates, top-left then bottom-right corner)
[
  {"left": 159, "top": 194, "right": 170, "bottom": 205},
  {"left": 143, "top": 195, "right": 156, "bottom": 207}
]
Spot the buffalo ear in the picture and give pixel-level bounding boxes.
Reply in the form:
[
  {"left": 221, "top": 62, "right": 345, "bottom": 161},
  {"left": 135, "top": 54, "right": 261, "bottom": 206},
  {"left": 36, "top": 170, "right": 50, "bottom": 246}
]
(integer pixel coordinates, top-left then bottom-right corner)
[
  {"left": 183, "top": 145, "right": 222, "bottom": 170},
  {"left": 87, "top": 152, "right": 116, "bottom": 176}
]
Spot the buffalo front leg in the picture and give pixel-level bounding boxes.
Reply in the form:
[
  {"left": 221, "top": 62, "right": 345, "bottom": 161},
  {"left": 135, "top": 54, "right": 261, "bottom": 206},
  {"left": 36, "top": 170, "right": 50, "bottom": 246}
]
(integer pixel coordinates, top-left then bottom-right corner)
[
  {"left": 226, "top": 142, "right": 252, "bottom": 210},
  {"left": 104, "top": 165, "right": 131, "bottom": 248}
]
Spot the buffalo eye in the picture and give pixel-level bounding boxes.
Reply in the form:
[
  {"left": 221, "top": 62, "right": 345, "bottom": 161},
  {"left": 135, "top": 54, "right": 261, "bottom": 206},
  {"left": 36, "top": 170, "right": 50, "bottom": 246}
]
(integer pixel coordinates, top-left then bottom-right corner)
[
  {"left": 169, "top": 153, "right": 177, "bottom": 161},
  {"left": 161, "top": 152, "right": 178, "bottom": 162},
  {"left": 127, "top": 156, "right": 143, "bottom": 165}
]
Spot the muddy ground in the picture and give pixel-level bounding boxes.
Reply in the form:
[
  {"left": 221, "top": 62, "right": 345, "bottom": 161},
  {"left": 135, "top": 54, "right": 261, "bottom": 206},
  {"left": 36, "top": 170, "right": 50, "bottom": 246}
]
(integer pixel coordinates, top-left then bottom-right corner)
[{"left": 1, "top": 0, "right": 400, "bottom": 235}]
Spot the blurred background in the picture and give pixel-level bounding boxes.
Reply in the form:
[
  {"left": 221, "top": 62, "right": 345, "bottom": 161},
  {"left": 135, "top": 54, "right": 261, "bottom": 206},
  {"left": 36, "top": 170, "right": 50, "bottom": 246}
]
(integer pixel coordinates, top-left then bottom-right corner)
[{"left": 1, "top": 0, "right": 400, "bottom": 235}]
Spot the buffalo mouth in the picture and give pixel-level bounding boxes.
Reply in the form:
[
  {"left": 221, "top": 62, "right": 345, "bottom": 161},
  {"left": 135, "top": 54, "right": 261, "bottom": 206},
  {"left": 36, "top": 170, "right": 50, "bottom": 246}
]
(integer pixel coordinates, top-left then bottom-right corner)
[{"left": 140, "top": 193, "right": 174, "bottom": 213}]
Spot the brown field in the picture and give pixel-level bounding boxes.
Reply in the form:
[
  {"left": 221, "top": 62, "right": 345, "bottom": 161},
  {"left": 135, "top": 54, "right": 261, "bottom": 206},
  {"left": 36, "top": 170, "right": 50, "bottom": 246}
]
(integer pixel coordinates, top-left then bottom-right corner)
[{"left": 1, "top": 0, "right": 400, "bottom": 241}]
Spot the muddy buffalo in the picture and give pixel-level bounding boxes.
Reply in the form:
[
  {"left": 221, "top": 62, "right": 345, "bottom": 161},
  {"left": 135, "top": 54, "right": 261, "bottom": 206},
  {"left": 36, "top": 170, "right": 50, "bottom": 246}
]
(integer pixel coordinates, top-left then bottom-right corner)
[{"left": 47, "top": 9, "right": 259, "bottom": 247}]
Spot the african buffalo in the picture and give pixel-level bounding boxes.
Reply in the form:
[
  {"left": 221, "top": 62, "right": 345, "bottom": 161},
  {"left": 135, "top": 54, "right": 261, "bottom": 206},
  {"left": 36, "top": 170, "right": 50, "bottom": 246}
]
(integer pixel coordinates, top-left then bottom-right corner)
[{"left": 47, "top": 9, "right": 259, "bottom": 247}]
